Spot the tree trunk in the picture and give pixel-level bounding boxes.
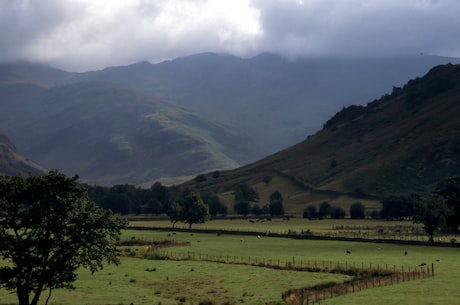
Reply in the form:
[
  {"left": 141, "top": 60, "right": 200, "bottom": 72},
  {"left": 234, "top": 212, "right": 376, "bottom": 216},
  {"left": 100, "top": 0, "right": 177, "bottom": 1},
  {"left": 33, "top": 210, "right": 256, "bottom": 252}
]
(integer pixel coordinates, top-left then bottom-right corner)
[
  {"left": 429, "top": 231, "right": 434, "bottom": 243},
  {"left": 17, "top": 286, "right": 30, "bottom": 305},
  {"left": 30, "top": 285, "right": 44, "bottom": 305}
]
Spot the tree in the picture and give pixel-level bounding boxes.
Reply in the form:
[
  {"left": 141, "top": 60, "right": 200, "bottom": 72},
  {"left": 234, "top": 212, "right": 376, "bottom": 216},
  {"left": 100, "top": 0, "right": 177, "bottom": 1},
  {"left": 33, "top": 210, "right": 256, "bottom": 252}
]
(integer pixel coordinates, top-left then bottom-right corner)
[
  {"left": 379, "top": 195, "right": 416, "bottom": 220},
  {"left": 349, "top": 202, "right": 365, "bottom": 219},
  {"left": 303, "top": 205, "right": 318, "bottom": 219},
  {"left": 202, "top": 193, "right": 227, "bottom": 217},
  {"left": 268, "top": 191, "right": 284, "bottom": 216},
  {"left": 167, "top": 201, "right": 182, "bottom": 227},
  {"left": 148, "top": 182, "right": 170, "bottom": 215},
  {"left": 180, "top": 192, "right": 209, "bottom": 229},
  {"left": 318, "top": 202, "right": 332, "bottom": 218},
  {"left": 330, "top": 207, "right": 346, "bottom": 219},
  {"left": 414, "top": 196, "right": 453, "bottom": 243},
  {"left": 0, "top": 171, "right": 126, "bottom": 305},
  {"left": 233, "top": 184, "right": 259, "bottom": 216},
  {"left": 434, "top": 177, "right": 460, "bottom": 232}
]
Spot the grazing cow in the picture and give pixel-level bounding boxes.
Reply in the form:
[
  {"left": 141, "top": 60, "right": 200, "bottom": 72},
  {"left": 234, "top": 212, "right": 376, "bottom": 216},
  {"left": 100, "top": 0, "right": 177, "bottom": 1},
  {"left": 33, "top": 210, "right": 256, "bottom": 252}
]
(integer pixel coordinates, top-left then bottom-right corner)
[
  {"left": 346, "top": 250, "right": 351, "bottom": 254},
  {"left": 404, "top": 251, "right": 408, "bottom": 256}
]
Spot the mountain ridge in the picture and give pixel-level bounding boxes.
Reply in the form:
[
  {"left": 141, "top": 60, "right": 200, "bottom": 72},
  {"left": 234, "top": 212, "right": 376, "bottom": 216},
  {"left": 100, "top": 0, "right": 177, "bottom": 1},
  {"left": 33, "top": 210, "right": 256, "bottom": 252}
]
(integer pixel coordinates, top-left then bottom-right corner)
[
  {"left": 183, "top": 63, "right": 460, "bottom": 202},
  {"left": 1, "top": 53, "right": 459, "bottom": 186}
]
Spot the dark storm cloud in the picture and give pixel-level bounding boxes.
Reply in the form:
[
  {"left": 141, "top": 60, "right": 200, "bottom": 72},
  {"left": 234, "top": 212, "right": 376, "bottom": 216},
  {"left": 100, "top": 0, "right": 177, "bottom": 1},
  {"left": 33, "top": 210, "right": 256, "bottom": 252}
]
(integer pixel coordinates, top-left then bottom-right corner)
[
  {"left": 0, "top": 0, "right": 81, "bottom": 61},
  {"left": 0, "top": 0, "right": 459, "bottom": 71},
  {"left": 252, "top": 0, "right": 460, "bottom": 58}
]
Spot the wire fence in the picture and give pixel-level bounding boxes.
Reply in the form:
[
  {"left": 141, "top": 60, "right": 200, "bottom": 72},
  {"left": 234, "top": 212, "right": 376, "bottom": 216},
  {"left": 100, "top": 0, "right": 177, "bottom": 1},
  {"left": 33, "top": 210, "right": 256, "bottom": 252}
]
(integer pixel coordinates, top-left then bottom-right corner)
[
  {"left": 129, "top": 225, "right": 460, "bottom": 247},
  {"left": 152, "top": 250, "right": 434, "bottom": 305},
  {"left": 283, "top": 267, "right": 433, "bottom": 305}
]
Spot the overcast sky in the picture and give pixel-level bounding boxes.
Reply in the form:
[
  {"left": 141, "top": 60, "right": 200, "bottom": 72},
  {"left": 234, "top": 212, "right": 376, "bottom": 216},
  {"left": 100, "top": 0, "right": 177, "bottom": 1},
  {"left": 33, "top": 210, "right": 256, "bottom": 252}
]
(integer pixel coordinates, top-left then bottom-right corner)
[{"left": 1, "top": 0, "right": 459, "bottom": 71}]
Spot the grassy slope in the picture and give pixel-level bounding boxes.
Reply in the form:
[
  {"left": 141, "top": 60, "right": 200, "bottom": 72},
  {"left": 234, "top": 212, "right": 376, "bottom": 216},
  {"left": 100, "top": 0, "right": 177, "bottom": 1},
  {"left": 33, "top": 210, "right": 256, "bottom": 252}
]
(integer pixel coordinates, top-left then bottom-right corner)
[
  {"left": 0, "top": 81, "right": 252, "bottom": 185},
  {"left": 183, "top": 63, "right": 460, "bottom": 216}
]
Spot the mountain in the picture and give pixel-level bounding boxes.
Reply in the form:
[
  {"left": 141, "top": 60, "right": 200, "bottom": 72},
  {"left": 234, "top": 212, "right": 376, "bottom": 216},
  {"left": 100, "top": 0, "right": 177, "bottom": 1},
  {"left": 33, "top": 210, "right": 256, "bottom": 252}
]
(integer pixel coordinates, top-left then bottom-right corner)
[
  {"left": 1, "top": 54, "right": 459, "bottom": 186},
  {"left": 182, "top": 63, "right": 460, "bottom": 205},
  {"left": 0, "top": 134, "right": 45, "bottom": 176},
  {"left": 0, "top": 78, "right": 254, "bottom": 186},
  {"left": 74, "top": 53, "right": 460, "bottom": 155}
]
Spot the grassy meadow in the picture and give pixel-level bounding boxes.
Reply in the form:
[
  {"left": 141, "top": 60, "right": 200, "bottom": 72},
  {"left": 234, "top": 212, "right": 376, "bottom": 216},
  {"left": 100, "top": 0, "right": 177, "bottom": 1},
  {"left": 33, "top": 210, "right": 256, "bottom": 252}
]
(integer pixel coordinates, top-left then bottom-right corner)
[{"left": 1, "top": 219, "right": 459, "bottom": 305}]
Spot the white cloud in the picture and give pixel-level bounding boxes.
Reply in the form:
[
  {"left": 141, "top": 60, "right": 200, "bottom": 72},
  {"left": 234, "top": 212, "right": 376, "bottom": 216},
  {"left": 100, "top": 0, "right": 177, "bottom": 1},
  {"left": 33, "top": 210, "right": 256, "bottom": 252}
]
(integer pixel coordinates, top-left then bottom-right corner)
[{"left": 1, "top": 0, "right": 459, "bottom": 71}]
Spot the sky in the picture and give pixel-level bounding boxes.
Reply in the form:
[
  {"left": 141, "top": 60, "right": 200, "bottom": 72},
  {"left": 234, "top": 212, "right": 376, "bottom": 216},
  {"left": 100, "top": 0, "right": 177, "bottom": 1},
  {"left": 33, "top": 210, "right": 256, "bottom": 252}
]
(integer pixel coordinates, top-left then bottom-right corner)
[{"left": 1, "top": 0, "right": 459, "bottom": 72}]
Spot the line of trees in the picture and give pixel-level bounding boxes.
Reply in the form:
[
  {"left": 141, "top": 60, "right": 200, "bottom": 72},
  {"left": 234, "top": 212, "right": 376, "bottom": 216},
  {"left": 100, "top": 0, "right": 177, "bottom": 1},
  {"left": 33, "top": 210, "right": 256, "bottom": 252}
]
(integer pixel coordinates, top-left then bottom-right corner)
[
  {"left": 86, "top": 176, "right": 460, "bottom": 242},
  {"left": 233, "top": 184, "right": 285, "bottom": 217},
  {"left": 302, "top": 202, "right": 347, "bottom": 219},
  {"left": 85, "top": 182, "right": 227, "bottom": 218},
  {"left": 87, "top": 182, "right": 286, "bottom": 219}
]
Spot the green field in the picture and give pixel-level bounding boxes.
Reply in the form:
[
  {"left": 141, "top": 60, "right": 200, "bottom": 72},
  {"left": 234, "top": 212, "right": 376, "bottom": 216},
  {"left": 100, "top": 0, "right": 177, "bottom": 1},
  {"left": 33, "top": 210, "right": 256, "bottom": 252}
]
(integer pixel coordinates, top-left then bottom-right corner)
[{"left": 1, "top": 219, "right": 459, "bottom": 305}]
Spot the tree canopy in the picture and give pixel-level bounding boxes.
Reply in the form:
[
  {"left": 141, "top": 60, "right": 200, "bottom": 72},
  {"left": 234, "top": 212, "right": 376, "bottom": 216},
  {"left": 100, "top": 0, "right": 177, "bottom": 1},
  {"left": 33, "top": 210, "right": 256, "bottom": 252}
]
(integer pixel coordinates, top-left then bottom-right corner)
[
  {"left": 0, "top": 171, "right": 127, "bottom": 305},
  {"left": 414, "top": 196, "right": 452, "bottom": 243},
  {"left": 268, "top": 191, "right": 284, "bottom": 216},
  {"left": 181, "top": 192, "right": 210, "bottom": 228},
  {"left": 233, "top": 184, "right": 259, "bottom": 216},
  {"left": 349, "top": 202, "right": 365, "bottom": 219}
]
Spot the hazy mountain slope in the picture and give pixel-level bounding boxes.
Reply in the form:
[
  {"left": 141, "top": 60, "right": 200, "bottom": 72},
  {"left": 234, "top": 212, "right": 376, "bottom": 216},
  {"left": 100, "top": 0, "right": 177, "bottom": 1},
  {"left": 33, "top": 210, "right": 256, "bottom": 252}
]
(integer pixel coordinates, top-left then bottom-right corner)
[
  {"left": 0, "top": 82, "right": 253, "bottom": 185},
  {"left": 0, "top": 62, "right": 75, "bottom": 87},
  {"left": 1, "top": 55, "right": 459, "bottom": 187},
  {"left": 77, "top": 53, "right": 460, "bottom": 154},
  {"left": 0, "top": 134, "right": 45, "bottom": 176},
  {"left": 185, "top": 63, "right": 460, "bottom": 199}
]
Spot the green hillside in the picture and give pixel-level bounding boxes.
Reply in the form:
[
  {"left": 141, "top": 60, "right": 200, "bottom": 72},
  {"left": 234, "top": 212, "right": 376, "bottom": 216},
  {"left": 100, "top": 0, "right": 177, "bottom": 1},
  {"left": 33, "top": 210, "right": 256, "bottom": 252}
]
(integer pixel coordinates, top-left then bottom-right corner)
[
  {"left": 182, "top": 63, "right": 460, "bottom": 212},
  {"left": 0, "top": 81, "right": 254, "bottom": 185}
]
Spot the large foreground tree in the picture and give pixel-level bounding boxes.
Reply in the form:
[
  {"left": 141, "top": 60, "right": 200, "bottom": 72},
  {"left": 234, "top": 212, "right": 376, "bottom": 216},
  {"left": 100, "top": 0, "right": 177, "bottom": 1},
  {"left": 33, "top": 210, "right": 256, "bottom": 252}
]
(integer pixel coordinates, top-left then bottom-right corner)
[{"left": 0, "top": 171, "right": 127, "bottom": 305}]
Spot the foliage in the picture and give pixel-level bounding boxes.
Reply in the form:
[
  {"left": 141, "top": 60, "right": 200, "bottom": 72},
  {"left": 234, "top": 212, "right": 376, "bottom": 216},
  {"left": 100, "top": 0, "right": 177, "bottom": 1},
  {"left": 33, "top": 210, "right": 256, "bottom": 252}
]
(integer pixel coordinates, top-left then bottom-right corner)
[
  {"left": 166, "top": 202, "right": 182, "bottom": 227},
  {"left": 268, "top": 191, "right": 284, "bottom": 216},
  {"left": 323, "top": 105, "right": 366, "bottom": 129},
  {"left": 251, "top": 203, "right": 268, "bottom": 216},
  {"left": 414, "top": 196, "right": 453, "bottom": 242},
  {"left": 434, "top": 176, "right": 460, "bottom": 232},
  {"left": 330, "top": 207, "right": 346, "bottom": 219},
  {"left": 303, "top": 205, "right": 318, "bottom": 219},
  {"left": 195, "top": 174, "right": 207, "bottom": 183},
  {"left": 180, "top": 192, "right": 210, "bottom": 229},
  {"left": 0, "top": 171, "right": 126, "bottom": 305},
  {"left": 319, "top": 202, "right": 332, "bottom": 218},
  {"left": 349, "top": 202, "right": 365, "bottom": 219},
  {"left": 233, "top": 184, "right": 259, "bottom": 216},
  {"left": 86, "top": 183, "right": 182, "bottom": 216},
  {"left": 202, "top": 193, "right": 227, "bottom": 217},
  {"left": 380, "top": 195, "right": 416, "bottom": 220}
]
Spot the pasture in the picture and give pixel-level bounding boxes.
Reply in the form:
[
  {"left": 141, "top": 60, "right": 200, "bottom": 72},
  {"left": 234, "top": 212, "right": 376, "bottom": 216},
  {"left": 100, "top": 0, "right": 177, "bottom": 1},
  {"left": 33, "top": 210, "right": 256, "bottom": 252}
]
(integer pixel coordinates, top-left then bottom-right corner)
[{"left": 1, "top": 219, "right": 459, "bottom": 305}]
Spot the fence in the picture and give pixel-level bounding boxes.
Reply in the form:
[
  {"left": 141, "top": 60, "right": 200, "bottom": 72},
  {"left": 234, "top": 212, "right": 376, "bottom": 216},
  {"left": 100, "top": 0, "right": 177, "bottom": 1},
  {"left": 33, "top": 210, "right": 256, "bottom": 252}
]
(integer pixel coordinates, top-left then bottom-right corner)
[
  {"left": 129, "top": 225, "right": 460, "bottom": 248},
  {"left": 156, "top": 250, "right": 431, "bottom": 272},
  {"left": 153, "top": 250, "right": 434, "bottom": 305},
  {"left": 284, "top": 267, "right": 433, "bottom": 305}
]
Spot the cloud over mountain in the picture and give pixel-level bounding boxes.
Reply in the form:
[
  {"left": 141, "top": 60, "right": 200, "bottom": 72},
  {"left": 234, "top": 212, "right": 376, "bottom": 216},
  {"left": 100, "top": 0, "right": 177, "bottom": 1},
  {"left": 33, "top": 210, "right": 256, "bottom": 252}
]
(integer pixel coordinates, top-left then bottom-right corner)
[{"left": 1, "top": 0, "right": 459, "bottom": 71}]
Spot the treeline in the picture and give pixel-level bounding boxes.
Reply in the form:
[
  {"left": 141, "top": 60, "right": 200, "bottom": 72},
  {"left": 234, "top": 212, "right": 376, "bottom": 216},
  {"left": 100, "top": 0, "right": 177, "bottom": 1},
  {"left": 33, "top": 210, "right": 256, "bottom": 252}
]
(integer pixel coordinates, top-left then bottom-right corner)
[
  {"left": 85, "top": 182, "right": 286, "bottom": 218},
  {"left": 84, "top": 182, "right": 227, "bottom": 217},
  {"left": 85, "top": 176, "right": 460, "bottom": 239}
]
